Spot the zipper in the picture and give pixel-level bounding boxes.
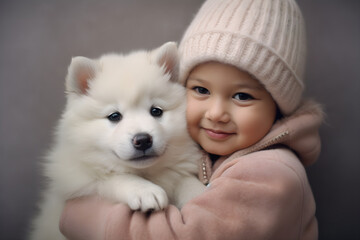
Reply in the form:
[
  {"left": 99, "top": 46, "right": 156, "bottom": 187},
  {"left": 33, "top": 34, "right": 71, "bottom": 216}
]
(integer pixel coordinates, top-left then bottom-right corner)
[
  {"left": 200, "top": 157, "right": 211, "bottom": 185},
  {"left": 243, "top": 130, "right": 290, "bottom": 155}
]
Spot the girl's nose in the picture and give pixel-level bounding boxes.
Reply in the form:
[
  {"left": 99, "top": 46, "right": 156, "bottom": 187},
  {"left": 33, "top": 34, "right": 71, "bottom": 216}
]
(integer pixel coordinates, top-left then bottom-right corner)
[{"left": 205, "top": 98, "right": 230, "bottom": 123}]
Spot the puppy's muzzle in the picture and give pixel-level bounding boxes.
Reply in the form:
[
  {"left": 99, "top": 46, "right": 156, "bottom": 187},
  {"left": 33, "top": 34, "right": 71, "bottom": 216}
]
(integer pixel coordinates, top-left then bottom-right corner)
[{"left": 132, "top": 133, "right": 153, "bottom": 151}]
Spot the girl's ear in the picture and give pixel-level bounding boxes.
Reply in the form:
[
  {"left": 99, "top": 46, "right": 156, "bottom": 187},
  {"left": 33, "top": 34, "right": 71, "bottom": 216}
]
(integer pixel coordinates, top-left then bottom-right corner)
[
  {"left": 65, "top": 56, "right": 100, "bottom": 95},
  {"left": 150, "top": 42, "right": 179, "bottom": 82}
]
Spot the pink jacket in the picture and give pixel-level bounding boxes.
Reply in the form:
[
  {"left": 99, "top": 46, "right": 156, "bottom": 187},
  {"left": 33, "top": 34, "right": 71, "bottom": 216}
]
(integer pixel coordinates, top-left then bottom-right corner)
[{"left": 60, "top": 100, "right": 323, "bottom": 240}]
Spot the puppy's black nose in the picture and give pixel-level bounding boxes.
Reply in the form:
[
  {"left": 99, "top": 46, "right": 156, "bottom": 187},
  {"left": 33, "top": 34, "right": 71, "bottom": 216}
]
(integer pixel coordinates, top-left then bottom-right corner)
[{"left": 132, "top": 133, "right": 153, "bottom": 151}]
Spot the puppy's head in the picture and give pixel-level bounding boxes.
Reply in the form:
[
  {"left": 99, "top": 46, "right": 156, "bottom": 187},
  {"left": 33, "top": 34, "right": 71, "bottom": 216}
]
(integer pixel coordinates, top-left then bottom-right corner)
[{"left": 60, "top": 42, "right": 187, "bottom": 172}]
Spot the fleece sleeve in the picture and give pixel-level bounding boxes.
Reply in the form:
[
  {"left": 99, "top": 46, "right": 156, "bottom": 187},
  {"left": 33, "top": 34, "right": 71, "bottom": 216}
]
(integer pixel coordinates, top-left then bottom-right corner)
[{"left": 60, "top": 150, "right": 317, "bottom": 240}]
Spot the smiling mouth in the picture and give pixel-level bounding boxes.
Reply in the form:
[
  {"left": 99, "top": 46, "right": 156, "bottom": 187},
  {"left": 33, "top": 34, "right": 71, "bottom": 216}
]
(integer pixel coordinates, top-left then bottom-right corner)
[
  {"left": 203, "top": 128, "right": 234, "bottom": 140},
  {"left": 126, "top": 152, "right": 159, "bottom": 169},
  {"left": 130, "top": 154, "right": 157, "bottom": 161}
]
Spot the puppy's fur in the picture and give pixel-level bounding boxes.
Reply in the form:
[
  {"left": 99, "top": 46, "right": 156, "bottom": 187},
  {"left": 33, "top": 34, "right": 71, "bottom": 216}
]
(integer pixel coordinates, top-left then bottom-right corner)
[{"left": 29, "top": 42, "right": 205, "bottom": 240}]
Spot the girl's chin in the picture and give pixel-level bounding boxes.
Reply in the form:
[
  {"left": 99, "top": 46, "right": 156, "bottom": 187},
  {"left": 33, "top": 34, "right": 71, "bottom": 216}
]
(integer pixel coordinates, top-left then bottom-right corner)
[{"left": 201, "top": 144, "right": 235, "bottom": 157}]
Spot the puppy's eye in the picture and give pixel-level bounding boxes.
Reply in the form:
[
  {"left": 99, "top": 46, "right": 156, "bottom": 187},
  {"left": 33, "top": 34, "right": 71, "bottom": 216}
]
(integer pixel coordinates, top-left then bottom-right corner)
[
  {"left": 107, "top": 112, "right": 122, "bottom": 122},
  {"left": 150, "top": 106, "right": 163, "bottom": 117}
]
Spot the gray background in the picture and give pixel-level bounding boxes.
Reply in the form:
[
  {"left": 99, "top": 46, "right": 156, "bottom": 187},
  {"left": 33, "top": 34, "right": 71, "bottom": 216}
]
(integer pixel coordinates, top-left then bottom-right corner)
[{"left": 0, "top": 0, "right": 359, "bottom": 239}]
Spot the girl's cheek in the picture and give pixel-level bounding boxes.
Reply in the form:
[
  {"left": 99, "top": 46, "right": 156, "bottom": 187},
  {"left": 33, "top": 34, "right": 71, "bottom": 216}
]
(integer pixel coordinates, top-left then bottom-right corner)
[
  {"left": 186, "top": 105, "right": 197, "bottom": 125},
  {"left": 186, "top": 96, "right": 197, "bottom": 116},
  {"left": 186, "top": 104, "right": 194, "bottom": 125}
]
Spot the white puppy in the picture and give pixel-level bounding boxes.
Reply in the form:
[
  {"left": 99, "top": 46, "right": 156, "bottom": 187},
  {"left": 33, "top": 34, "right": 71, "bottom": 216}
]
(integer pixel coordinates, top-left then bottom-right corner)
[{"left": 29, "top": 42, "right": 205, "bottom": 240}]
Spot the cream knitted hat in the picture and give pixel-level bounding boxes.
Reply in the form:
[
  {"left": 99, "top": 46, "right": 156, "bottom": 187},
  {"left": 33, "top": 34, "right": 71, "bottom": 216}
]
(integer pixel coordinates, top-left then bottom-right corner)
[{"left": 179, "top": 0, "right": 307, "bottom": 115}]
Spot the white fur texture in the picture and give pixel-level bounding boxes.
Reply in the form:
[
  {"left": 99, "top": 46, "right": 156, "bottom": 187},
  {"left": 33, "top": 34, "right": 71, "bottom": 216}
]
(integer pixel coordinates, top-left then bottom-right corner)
[{"left": 29, "top": 42, "right": 205, "bottom": 240}]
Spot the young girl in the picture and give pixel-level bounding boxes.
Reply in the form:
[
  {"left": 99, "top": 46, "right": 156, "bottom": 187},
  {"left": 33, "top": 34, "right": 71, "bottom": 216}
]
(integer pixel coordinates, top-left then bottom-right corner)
[{"left": 60, "top": 0, "right": 323, "bottom": 239}]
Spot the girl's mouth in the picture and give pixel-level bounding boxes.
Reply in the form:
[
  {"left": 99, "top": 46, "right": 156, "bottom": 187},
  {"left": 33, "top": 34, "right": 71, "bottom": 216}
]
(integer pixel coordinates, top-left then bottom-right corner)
[{"left": 203, "top": 128, "right": 234, "bottom": 140}]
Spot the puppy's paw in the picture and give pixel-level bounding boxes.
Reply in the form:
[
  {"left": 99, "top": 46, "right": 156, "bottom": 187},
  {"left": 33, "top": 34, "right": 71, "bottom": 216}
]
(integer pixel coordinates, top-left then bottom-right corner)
[{"left": 127, "top": 184, "right": 168, "bottom": 212}]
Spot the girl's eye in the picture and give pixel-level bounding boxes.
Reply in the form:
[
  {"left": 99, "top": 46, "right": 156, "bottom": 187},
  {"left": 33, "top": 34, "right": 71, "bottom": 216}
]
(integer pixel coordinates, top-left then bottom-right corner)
[
  {"left": 233, "top": 92, "right": 254, "bottom": 101},
  {"left": 150, "top": 106, "right": 163, "bottom": 117},
  {"left": 193, "top": 86, "right": 210, "bottom": 95},
  {"left": 107, "top": 112, "right": 122, "bottom": 122}
]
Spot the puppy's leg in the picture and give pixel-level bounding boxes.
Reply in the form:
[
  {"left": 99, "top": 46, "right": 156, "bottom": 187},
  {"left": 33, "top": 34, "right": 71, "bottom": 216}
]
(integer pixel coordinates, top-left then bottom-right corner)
[
  {"left": 174, "top": 176, "right": 206, "bottom": 208},
  {"left": 98, "top": 174, "right": 168, "bottom": 212}
]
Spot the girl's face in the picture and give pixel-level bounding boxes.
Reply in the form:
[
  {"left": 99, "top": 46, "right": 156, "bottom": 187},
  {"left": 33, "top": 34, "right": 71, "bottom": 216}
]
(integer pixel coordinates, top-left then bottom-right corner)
[{"left": 185, "top": 62, "right": 277, "bottom": 156}]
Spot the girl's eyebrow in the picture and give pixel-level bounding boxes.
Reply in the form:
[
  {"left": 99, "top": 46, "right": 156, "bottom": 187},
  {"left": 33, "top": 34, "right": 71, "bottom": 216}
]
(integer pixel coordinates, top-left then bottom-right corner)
[
  {"left": 186, "top": 77, "right": 208, "bottom": 87},
  {"left": 233, "top": 83, "right": 264, "bottom": 90},
  {"left": 187, "top": 77, "right": 264, "bottom": 90},
  {"left": 186, "top": 77, "right": 206, "bottom": 83}
]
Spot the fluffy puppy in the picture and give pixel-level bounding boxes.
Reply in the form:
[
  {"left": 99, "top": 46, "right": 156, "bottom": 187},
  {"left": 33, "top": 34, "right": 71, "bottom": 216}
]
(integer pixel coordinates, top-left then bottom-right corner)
[{"left": 29, "top": 42, "right": 205, "bottom": 240}]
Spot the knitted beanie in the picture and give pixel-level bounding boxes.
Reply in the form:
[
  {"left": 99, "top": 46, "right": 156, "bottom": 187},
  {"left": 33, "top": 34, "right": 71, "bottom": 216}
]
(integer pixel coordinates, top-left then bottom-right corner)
[{"left": 179, "top": 0, "right": 307, "bottom": 115}]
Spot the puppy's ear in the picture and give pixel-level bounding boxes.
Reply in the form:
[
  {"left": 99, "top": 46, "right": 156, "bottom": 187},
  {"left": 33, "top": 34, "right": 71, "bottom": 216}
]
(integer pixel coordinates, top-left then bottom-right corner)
[
  {"left": 151, "top": 42, "right": 179, "bottom": 82},
  {"left": 65, "top": 56, "right": 100, "bottom": 95}
]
